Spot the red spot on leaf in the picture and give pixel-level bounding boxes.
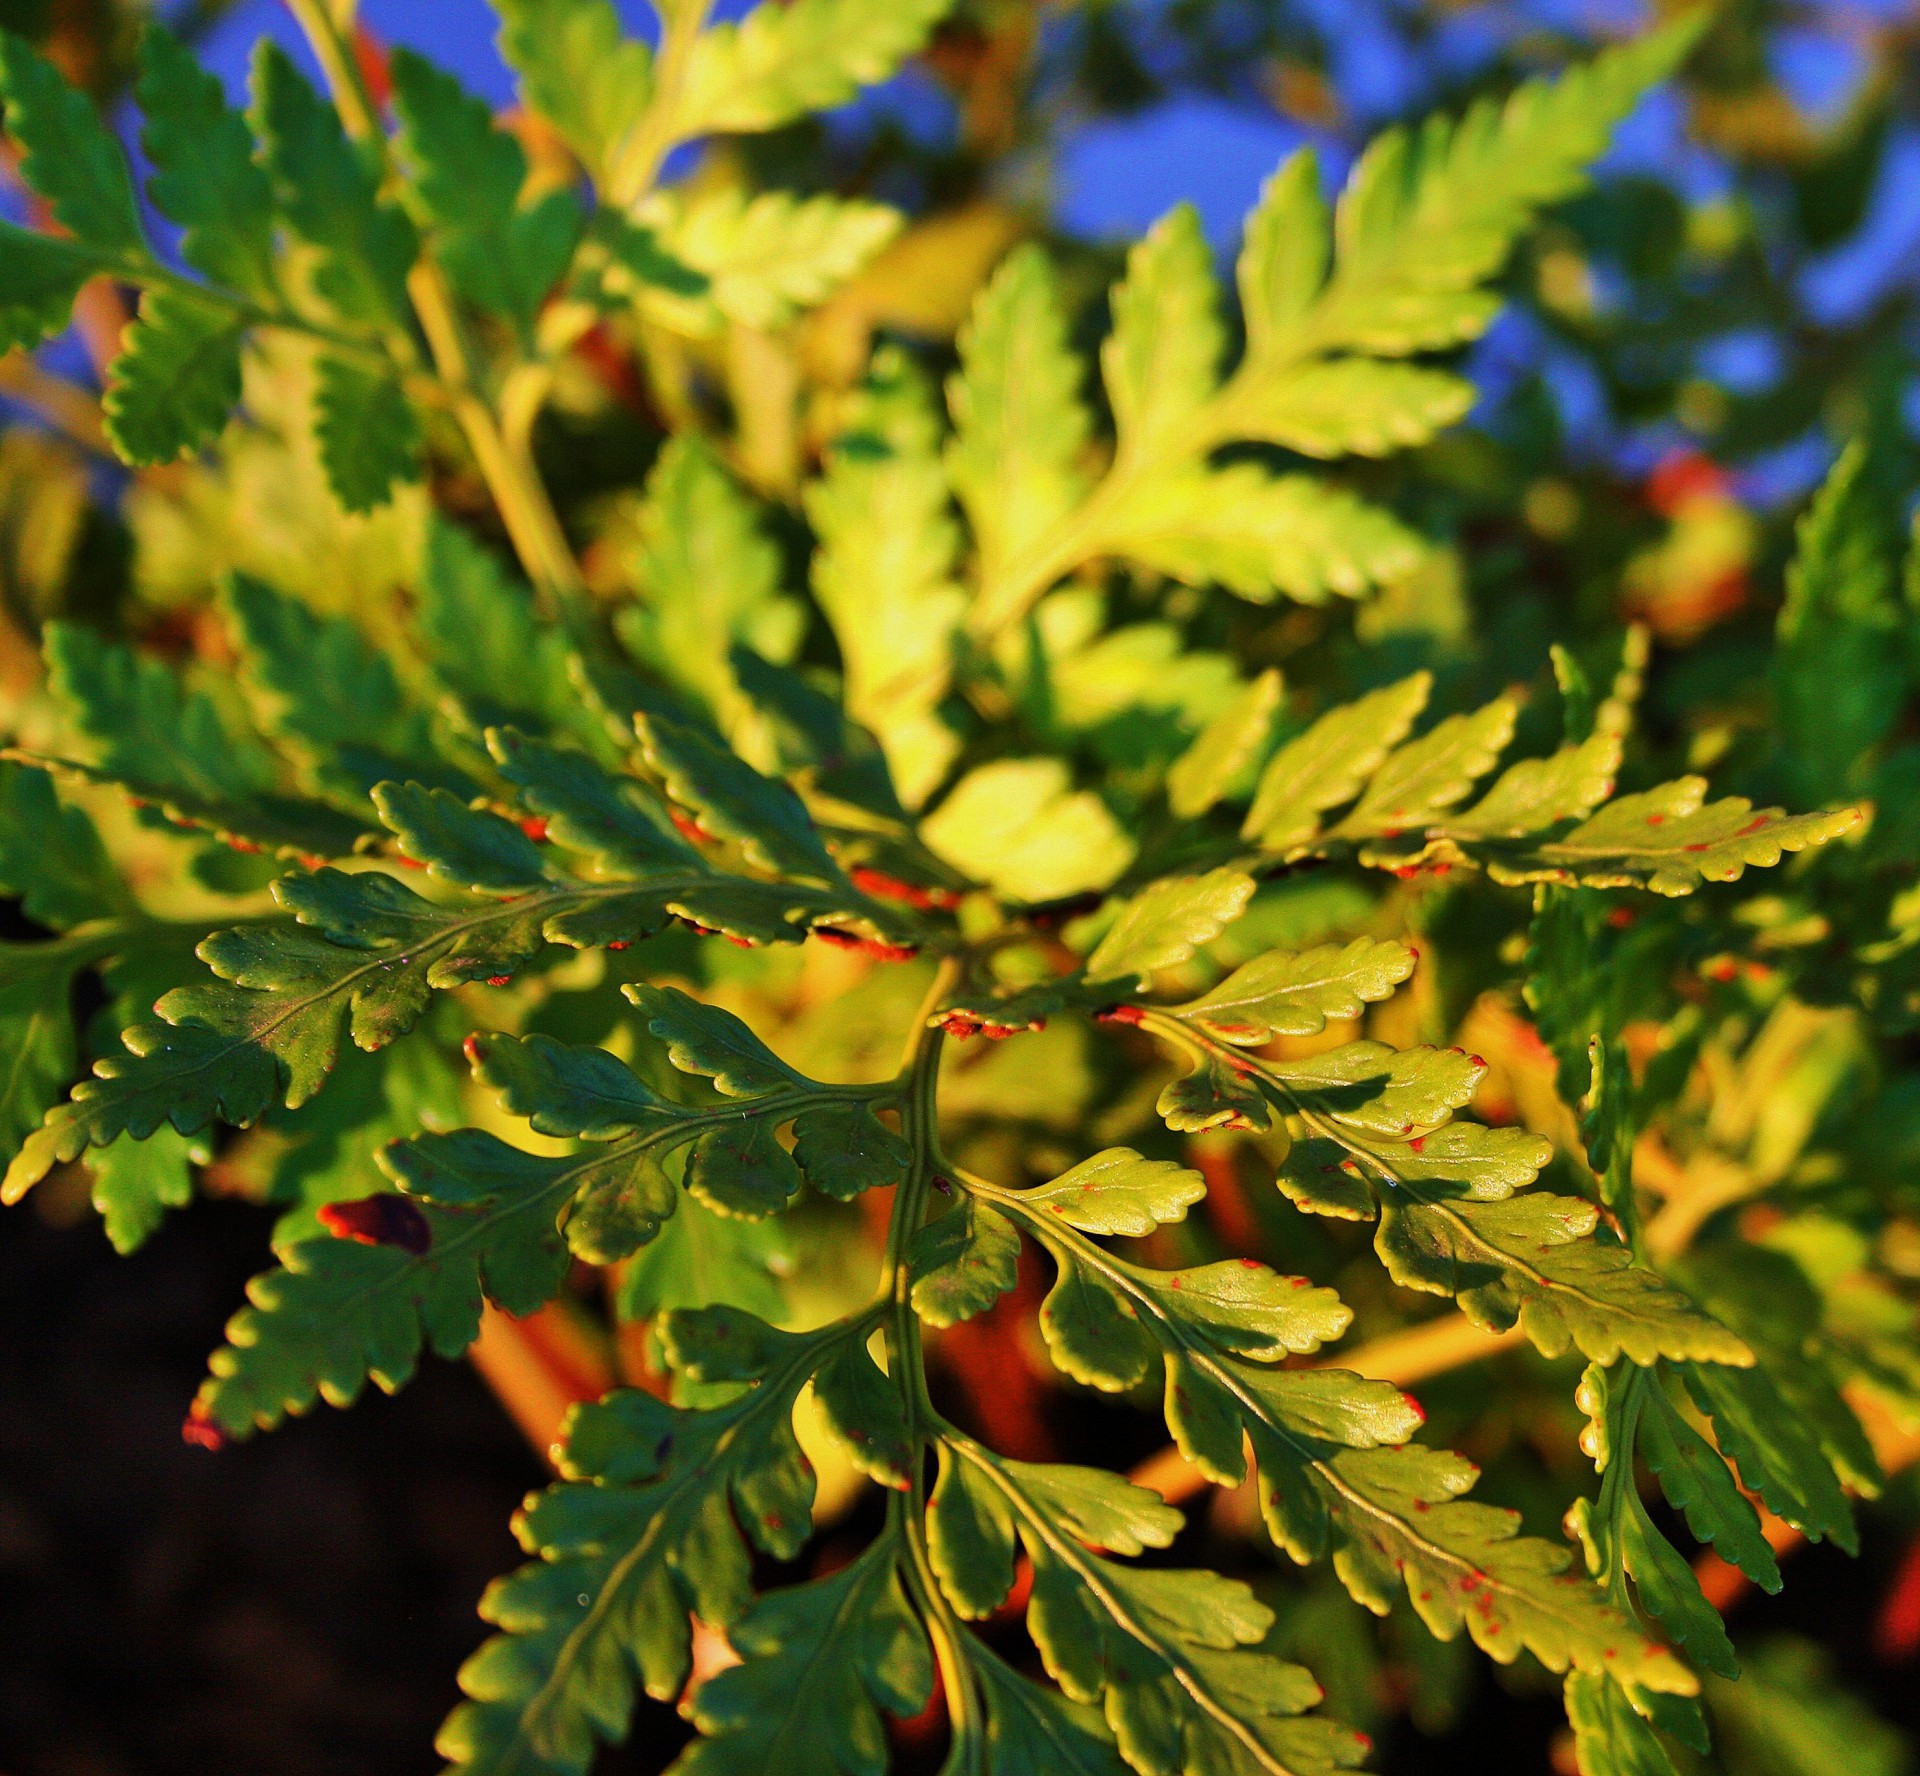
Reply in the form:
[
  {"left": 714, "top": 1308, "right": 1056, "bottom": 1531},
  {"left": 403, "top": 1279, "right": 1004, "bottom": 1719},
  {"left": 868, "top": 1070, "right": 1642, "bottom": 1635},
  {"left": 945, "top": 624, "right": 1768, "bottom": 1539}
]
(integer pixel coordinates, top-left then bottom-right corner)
[
  {"left": 462, "top": 1035, "right": 487, "bottom": 1066},
  {"left": 607, "top": 940, "right": 629, "bottom": 951},
  {"left": 319, "top": 1195, "right": 432, "bottom": 1255},
  {"left": 486, "top": 974, "right": 513, "bottom": 987},
  {"left": 520, "top": 816, "right": 550, "bottom": 843},
  {"left": 1095, "top": 1003, "right": 1146, "bottom": 1027},
  {"left": 1409, "top": 1136, "right": 1427, "bottom": 1155}
]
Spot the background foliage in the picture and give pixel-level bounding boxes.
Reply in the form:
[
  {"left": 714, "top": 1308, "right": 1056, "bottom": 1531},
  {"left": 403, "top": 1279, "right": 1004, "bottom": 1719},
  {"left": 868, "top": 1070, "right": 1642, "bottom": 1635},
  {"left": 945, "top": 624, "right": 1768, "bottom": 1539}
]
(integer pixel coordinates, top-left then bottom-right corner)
[{"left": 5, "top": 2, "right": 1920, "bottom": 1775}]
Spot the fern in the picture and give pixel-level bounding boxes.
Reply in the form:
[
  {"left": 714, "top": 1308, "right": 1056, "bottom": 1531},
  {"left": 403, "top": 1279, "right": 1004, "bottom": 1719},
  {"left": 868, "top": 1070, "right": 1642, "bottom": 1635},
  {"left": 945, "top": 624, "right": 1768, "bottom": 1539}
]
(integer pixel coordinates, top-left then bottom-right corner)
[{"left": 0, "top": 10, "right": 1900, "bottom": 1776}]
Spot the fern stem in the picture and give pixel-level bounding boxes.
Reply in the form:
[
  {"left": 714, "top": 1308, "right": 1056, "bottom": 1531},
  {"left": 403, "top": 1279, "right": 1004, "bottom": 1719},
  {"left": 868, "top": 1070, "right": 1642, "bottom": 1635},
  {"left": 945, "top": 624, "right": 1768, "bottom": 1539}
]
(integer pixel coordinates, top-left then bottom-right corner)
[{"left": 606, "top": 0, "right": 716, "bottom": 209}]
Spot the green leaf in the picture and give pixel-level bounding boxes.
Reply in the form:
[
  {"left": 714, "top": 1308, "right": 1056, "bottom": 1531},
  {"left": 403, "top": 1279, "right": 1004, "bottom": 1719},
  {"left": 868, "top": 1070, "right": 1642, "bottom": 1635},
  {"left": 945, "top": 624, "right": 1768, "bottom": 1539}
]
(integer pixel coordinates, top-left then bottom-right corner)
[
  {"left": 1445, "top": 731, "right": 1621, "bottom": 840},
  {"left": 947, "top": 246, "right": 1092, "bottom": 596},
  {"left": 1243, "top": 674, "right": 1431, "bottom": 850},
  {"left": 947, "top": 1436, "right": 1369, "bottom": 1776},
  {"left": 1018, "top": 1148, "right": 1206, "bottom": 1236},
  {"left": 102, "top": 288, "right": 244, "bottom": 466},
  {"left": 1300, "top": 20, "right": 1703, "bottom": 358},
  {"left": 1479, "top": 779, "right": 1862, "bottom": 895},
  {"left": 251, "top": 42, "right": 416, "bottom": 328},
  {"left": 909, "top": 1196, "right": 1021, "bottom": 1327},
  {"left": 373, "top": 781, "right": 553, "bottom": 894},
  {"left": 615, "top": 1191, "right": 790, "bottom": 1330},
  {"left": 390, "top": 47, "right": 581, "bottom": 329},
  {"left": 1228, "top": 359, "right": 1474, "bottom": 458},
  {"left": 616, "top": 437, "right": 800, "bottom": 723},
  {"left": 136, "top": 23, "right": 275, "bottom": 296},
  {"left": 1335, "top": 696, "right": 1517, "bottom": 838},
  {"left": 492, "top": 0, "right": 651, "bottom": 180},
  {"left": 1617, "top": 1487, "right": 1738, "bottom": 1679},
  {"left": 1369, "top": 1188, "right": 1752, "bottom": 1366},
  {"left": 0, "top": 29, "right": 143, "bottom": 253},
  {"left": 972, "top": 1651, "right": 1133, "bottom": 1776},
  {"left": 1682, "top": 1362, "right": 1857, "bottom": 1551},
  {"left": 635, "top": 186, "right": 899, "bottom": 332},
  {"left": 810, "top": 1341, "right": 915, "bottom": 1490},
  {"left": 223, "top": 572, "right": 446, "bottom": 788},
  {"left": 0, "top": 940, "right": 82, "bottom": 1171},
  {"left": 44, "top": 620, "right": 276, "bottom": 808},
  {"left": 0, "top": 223, "right": 98, "bottom": 352},
  {"left": 196, "top": 1140, "right": 574, "bottom": 1434},
  {"left": 418, "top": 517, "right": 576, "bottom": 731},
  {"left": 1237, "top": 150, "right": 1330, "bottom": 360},
  {"left": 1085, "top": 867, "right": 1255, "bottom": 986},
  {"left": 676, "top": 0, "right": 955, "bottom": 138},
  {"left": 679, "top": 1540, "right": 932, "bottom": 1774},
  {"left": 1104, "top": 204, "right": 1223, "bottom": 458},
  {"left": 487, "top": 727, "right": 700, "bottom": 876},
  {"left": 626, "top": 983, "right": 800, "bottom": 1097},
  {"left": 1774, "top": 438, "right": 1907, "bottom": 803},
  {"left": 923, "top": 759, "right": 1134, "bottom": 904},
  {"left": 87, "top": 1126, "right": 204, "bottom": 1255},
  {"left": 0, "top": 760, "right": 126, "bottom": 928},
  {"left": 439, "top": 1328, "right": 827, "bottom": 1775},
  {"left": 1168, "top": 669, "right": 1282, "bottom": 819},
  {"left": 789, "top": 1100, "right": 909, "bottom": 1201},
  {"left": 635, "top": 710, "right": 840, "bottom": 882},
  {"left": 1168, "top": 938, "right": 1416, "bottom": 1044},
  {"left": 314, "top": 355, "right": 421, "bottom": 514},
  {"left": 808, "top": 347, "right": 965, "bottom": 808},
  {"left": 1638, "top": 1375, "right": 1781, "bottom": 1593},
  {"left": 1101, "top": 466, "right": 1426, "bottom": 606},
  {"left": 1564, "top": 1672, "right": 1680, "bottom": 1776}
]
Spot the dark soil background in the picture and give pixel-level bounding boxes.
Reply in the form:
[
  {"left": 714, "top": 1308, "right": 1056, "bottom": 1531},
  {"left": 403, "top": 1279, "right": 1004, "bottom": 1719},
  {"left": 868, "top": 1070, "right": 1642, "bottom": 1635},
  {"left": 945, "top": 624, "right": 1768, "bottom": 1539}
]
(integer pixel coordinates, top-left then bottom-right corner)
[{"left": 3, "top": 1193, "right": 1916, "bottom": 1776}]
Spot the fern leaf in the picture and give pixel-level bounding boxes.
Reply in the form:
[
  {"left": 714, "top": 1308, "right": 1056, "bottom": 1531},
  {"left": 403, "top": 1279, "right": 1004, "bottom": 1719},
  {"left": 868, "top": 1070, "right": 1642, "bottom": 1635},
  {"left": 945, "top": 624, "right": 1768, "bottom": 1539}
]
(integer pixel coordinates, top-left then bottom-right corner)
[
  {"left": 936, "top": 1436, "right": 1370, "bottom": 1776},
  {"left": 1334, "top": 695, "right": 1517, "bottom": 838},
  {"left": 1168, "top": 670, "right": 1283, "bottom": 819},
  {"left": 676, "top": 0, "right": 955, "bottom": 138},
  {"left": 136, "top": 23, "right": 276, "bottom": 297},
  {"left": 636, "top": 186, "right": 900, "bottom": 332},
  {"left": 1104, "top": 203, "right": 1224, "bottom": 459},
  {"left": 1773, "top": 439, "right": 1907, "bottom": 803},
  {"left": 808, "top": 348, "right": 966, "bottom": 807},
  {"left": 252, "top": 42, "right": 417, "bottom": 328},
  {"left": 1637, "top": 1380, "right": 1782, "bottom": 1594},
  {"left": 390, "top": 48, "right": 582, "bottom": 329},
  {"left": 1243, "top": 673, "right": 1432, "bottom": 850},
  {"left": 1303, "top": 19, "right": 1704, "bottom": 357},
  {"left": 223, "top": 573, "right": 451, "bottom": 793},
  {"left": 0, "top": 940, "right": 83, "bottom": 1170},
  {"left": 616, "top": 437, "right": 800, "bottom": 722},
  {"left": 493, "top": 0, "right": 651, "bottom": 181},
  {"left": 1085, "top": 868, "right": 1256, "bottom": 986},
  {"left": 0, "top": 224, "right": 100, "bottom": 352},
  {"left": 679, "top": 1540, "right": 932, "bottom": 1774},
  {"left": 1101, "top": 465, "right": 1425, "bottom": 605},
  {"left": 1236, "top": 150, "right": 1330, "bottom": 361},
  {"left": 1224, "top": 359, "right": 1475, "bottom": 458},
  {"left": 102, "top": 287, "right": 244, "bottom": 465},
  {"left": 1564, "top": 1672, "right": 1682, "bottom": 1776},
  {"left": 0, "top": 760, "right": 127, "bottom": 928},
  {"left": 947, "top": 246, "right": 1092, "bottom": 596},
  {"left": 0, "top": 29, "right": 143, "bottom": 254},
  {"left": 922, "top": 758, "right": 1135, "bottom": 905},
  {"left": 1169, "top": 938, "right": 1417, "bottom": 1045},
  {"left": 1480, "top": 781, "right": 1862, "bottom": 894},
  {"left": 86, "top": 1127, "right": 204, "bottom": 1256},
  {"left": 439, "top": 1315, "right": 834, "bottom": 1775},
  {"left": 314, "top": 355, "right": 422, "bottom": 513},
  {"left": 417, "top": 518, "right": 578, "bottom": 733}
]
